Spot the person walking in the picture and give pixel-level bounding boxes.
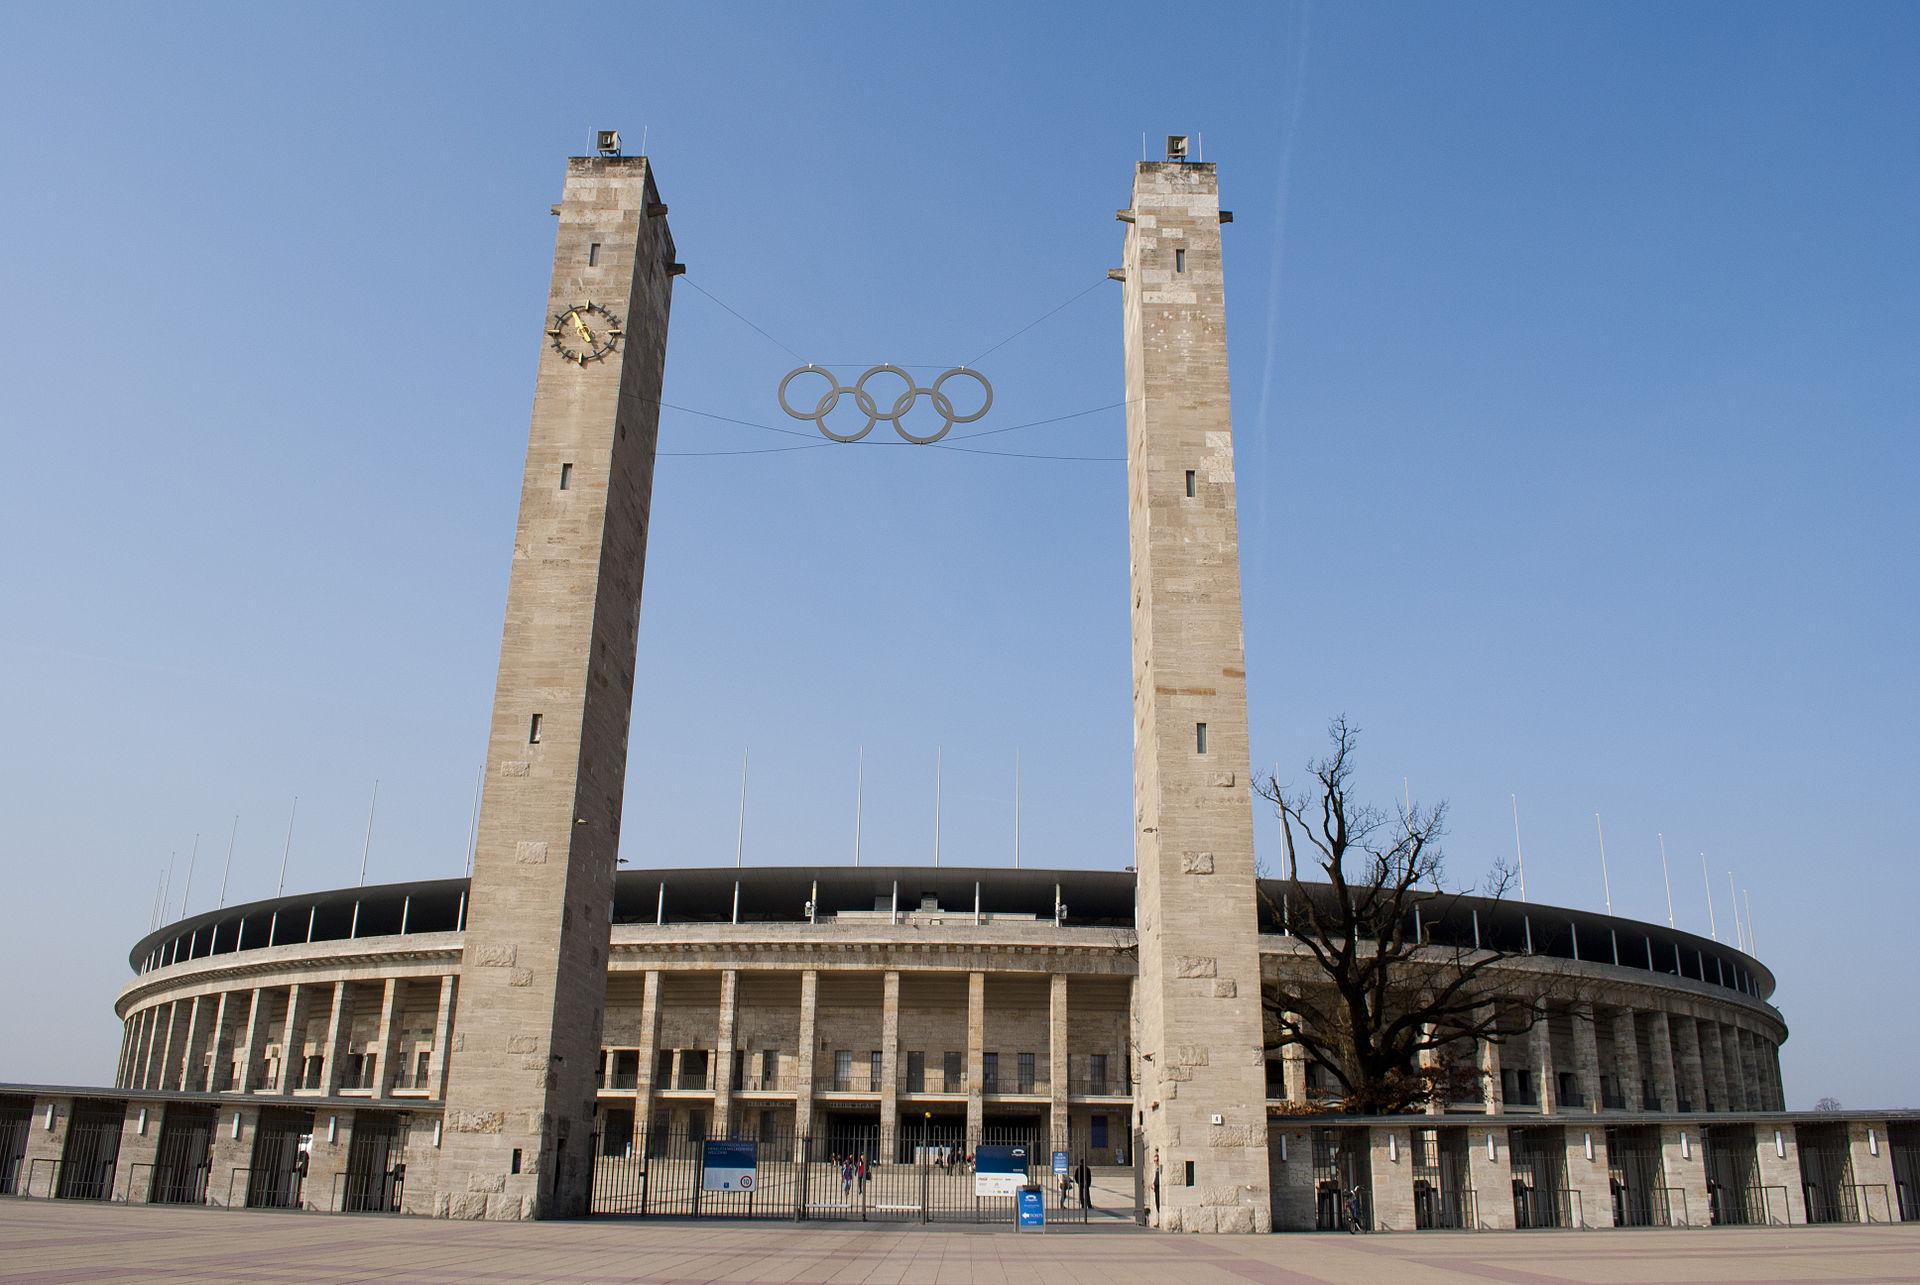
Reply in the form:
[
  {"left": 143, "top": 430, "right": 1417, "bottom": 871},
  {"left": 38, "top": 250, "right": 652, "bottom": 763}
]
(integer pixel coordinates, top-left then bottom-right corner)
[
  {"left": 1075, "top": 1157, "right": 1092, "bottom": 1211},
  {"left": 1343, "top": 1183, "right": 1364, "bottom": 1233},
  {"left": 1059, "top": 1167, "right": 1072, "bottom": 1206}
]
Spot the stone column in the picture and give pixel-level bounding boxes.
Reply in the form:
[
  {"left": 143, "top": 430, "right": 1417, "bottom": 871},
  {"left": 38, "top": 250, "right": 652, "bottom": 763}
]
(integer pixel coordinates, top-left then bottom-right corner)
[
  {"left": 1847, "top": 1120, "right": 1898, "bottom": 1223},
  {"left": 206, "top": 1104, "right": 258, "bottom": 1207},
  {"left": 634, "top": 970, "right": 661, "bottom": 1141},
  {"left": 965, "top": 971, "right": 985, "bottom": 1146},
  {"left": 113, "top": 1018, "right": 134, "bottom": 1089},
  {"left": 373, "top": 979, "right": 403, "bottom": 1098},
  {"left": 795, "top": 969, "right": 818, "bottom": 1155},
  {"left": 715, "top": 969, "right": 740, "bottom": 1140},
  {"left": 1048, "top": 974, "right": 1069, "bottom": 1150},
  {"left": 876, "top": 970, "right": 899, "bottom": 1160},
  {"left": 280, "top": 983, "right": 313, "bottom": 1093},
  {"left": 149, "top": 1001, "right": 179, "bottom": 1092},
  {"left": 1645, "top": 1011, "right": 1678, "bottom": 1112},
  {"left": 1672, "top": 1015, "right": 1707, "bottom": 1113},
  {"left": 124, "top": 1009, "right": 150, "bottom": 1090},
  {"left": 20, "top": 1096, "right": 71, "bottom": 1198},
  {"left": 1754, "top": 1123, "right": 1803, "bottom": 1224},
  {"left": 1367, "top": 1125, "right": 1415, "bottom": 1231},
  {"left": 178, "top": 996, "right": 211, "bottom": 1092},
  {"left": 235, "top": 989, "right": 269, "bottom": 1093},
  {"left": 430, "top": 975, "right": 457, "bottom": 1099},
  {"left": 320, "top": 981, "right": 353, "bottom": 1095},
  {"left": 305, "top": 1108, "right": 353, "bottom": 1211},
  {"left": 1609, "top": 1009, "right": 1641, "bottom": 1110},
  {"left": 1570, "top": 1006, "right": 1602, "bottom": 1114},
  {"left": 1479, "top": 1009, "right": 1504, "bottom": 1116},
  {"left": 1282, "top": 1013, "right": 1310, "bottom": 1106},
  {"left": 1530, "top": 1014, "right": 1557, "bottom": 1114},
  {"left": 117, "top": 1104, "right": 162, "bottom": 1203},
  {"left": 202, "top": 993, "right": 234, "bottom": 1092},
  {"left": 1564, "top": 1126, "right": 1610, "bottom": 1228},
  {"left": 1699, "top": 1021, "right": 1729, "bottom": 1113},
  {"left": 1660, "top": 1124, "right": 1710, "bottom": 1228},
  {"left": 1466, "top": 1124, "right": 1515, "bottom": 1230}
]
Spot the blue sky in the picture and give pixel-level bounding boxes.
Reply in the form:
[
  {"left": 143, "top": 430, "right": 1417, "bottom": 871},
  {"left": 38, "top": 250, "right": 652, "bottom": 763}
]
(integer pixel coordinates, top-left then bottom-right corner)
[{"left": 1, "top": 3, "right": 1914, "bottom": 1107}]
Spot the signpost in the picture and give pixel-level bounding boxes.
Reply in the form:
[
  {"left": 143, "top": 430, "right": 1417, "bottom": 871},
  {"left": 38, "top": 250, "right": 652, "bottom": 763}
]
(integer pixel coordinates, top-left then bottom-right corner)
[
  {"left": 702, "top": 1140, "right": 757, "bottom": 1193},
  {"left": 973, "top": 1144, "right": 1027, "bottom": 1198},
  {"left": 1052, "top": 1150, "right": 1069, "bottom": 1178},
  {"left": 1017, "top": 1184, "right": 1046, "bottom": 1229}
]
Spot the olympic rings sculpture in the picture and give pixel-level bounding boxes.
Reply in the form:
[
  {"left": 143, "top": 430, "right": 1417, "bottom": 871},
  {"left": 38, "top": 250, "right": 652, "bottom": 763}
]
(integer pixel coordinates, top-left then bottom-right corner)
[{"left": 778, "top": 364, "right": 992, "bottom": 444}]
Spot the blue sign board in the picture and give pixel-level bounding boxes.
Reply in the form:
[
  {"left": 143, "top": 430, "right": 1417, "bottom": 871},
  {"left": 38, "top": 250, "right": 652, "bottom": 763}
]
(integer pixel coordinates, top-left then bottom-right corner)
[
  {"left": 974, "top": 1144, "right": 1027, "bottom": 1197},
  {"left": 1051, "top": 1150, "right": 1070, "bottom": 1176},
  {"left": 702, "top": 1139, "right": 757, "bottom": 1192},
  {"left": 1017, "top": 1185, "right": 1046, "bottom": 1228}
]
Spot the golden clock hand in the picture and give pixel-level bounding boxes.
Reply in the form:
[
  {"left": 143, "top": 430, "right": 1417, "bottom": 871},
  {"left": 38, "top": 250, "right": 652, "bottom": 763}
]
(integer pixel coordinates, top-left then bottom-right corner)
[{"left": 571, "top": 312, "right": 595, "bottom": 345}]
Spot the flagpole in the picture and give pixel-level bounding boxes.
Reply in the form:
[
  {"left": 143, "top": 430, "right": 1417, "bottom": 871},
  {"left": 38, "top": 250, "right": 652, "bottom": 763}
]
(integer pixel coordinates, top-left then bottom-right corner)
[
  {"left": 852, "top": 747, "right": 864, "bottom": 867},
  {"left": 178, "top": 834, "right": 199, "bottom": 918},
  {"left": 1657, "top": 833, "right": 1675, "bottom": 927},
  {"left": 1509, "top": 795, "right": 1528, "bottom": 902},
  {"left": 358, "top": 780, "right": 380, "bottom": 886},
  {"left": 1013, "top": 750, "right": 1021, "bottom": 869},
  {"left": 734, "top": 748, "right": 749, "bottom": 868},
  {"left": 276, "top": 797, "right": 297, "bottom": 896},
  {"left": 217, "top": 814, "right": 239, "bottom": 908},
  {"left": 1700, "top": 851, "right": 1717, "bottom": 941},
  {"left": 933, "top": 747, "right": 943, "bottom": 868},
  {"left": 1727, "top": 871, "right": 1743, "bottom": 951},
  {"left": 1744, "top": 888, "right": 1757, "bottom": 951},
  {"left": 1594, "top": 813, "right": 1613, "bottom": 916}
]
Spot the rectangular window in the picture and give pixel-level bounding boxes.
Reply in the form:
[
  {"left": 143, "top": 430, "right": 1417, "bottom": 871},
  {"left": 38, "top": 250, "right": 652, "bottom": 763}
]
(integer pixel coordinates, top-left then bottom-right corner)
[
  {"left": 588, "top": 242, "right": 600, "bottom": 266},
  {"left": 1089, "top": 1053, "right": 1109, "bottom": 1095},
  {"left": 529, "top": 713, "right": 543, "bottom": 744},
  {"left": 1185, "top": 469, "right": 1196, "bottom": 497},
  {"left": 1091, "top": 1114, "right": 1109, "bottom": 1149},
  {"left": 1195, "top": 722, "right": 1208, "bottom": 754},
  {"left": 761, "top": 1048, "right": 777, "bottom": 1087},
  {"left": 1016, "top": 1051, "right": 1036, "bottom": 1094},
  {"left": 982, "top": 1052, "right": 1000, "bottom": 1094},
  {"left": 1184, "top": 1160, "right": 1195, "bottom": 1187},
  {"left": 869, "top": 1049, "right": 883, "bottom": 1089},
  {"left": 834, "top": 1050, "right": 852, "bottom": 1092},
  {"left": 559, "top": 462, "right": 572, "bottom": 490},
  {"left": 944, "top": 1050, "right": 963, "bottom": 1092},
  {"left": 1174, "top": 248, "right": 1186, "bottom": 273},
  {"left": 906, "top": 1051, "right": 925, "bottom": 1094}
]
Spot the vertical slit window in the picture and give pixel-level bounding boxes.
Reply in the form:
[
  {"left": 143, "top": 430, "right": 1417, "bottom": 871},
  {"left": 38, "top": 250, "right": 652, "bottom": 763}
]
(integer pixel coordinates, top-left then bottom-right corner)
[
  {"left": 1185, "top": 470, "right": 1196, "bottom": 497},
  {"left": 588, "top": 243, "right": 600, "bottom": 267},
  {"left": 1174, "top": 248, "right": 1186, "bottom": 273},
  {"left": 529, "top": 713, "right": 543, "bottom": 744},
  {"left": 1195, "top": 722, "right": 1208, "bottom": 754},
  {"left": 559, "top": 462, "right": 572, "bottom": 490}
]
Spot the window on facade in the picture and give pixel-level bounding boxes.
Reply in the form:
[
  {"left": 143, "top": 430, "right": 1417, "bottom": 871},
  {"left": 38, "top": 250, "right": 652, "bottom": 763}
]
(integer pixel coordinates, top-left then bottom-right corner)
[
  {"left": 1175, "top": 247, "right": 1186, "bottom": 273},
  {"left": 1089, "top": 1053, "right": 1109, "bottom": 1094},
  {"left": 834, "top": 1050, "right": 853, "bottom": 1092},
  {"left": 529, "top": 713, "right": 543, "bottom": 744},
  {"left": 588, "top": 242, "right": 601, "bottom": 266},
  {"left": 559, "top": 462, "right": 572, "bottom": 490},
  {"left": 1195, "top": 722, "right": 1208, "bottom": 754},
  {"left": 414, "top": 1049, "right": 430, "bottom": 1087},
  {"left": 869, "top": 1050, "right": 883, "bottom": 1090},
  {"left": 944, "top": 1050, "right": 963, "bottom": 1092},
  {"left": 1185, "top": 469, "right": 1196, "bottom": 497},
  {"left": 761, "top": 1048, "right": 777, "bottom": 1088},
  {"left": 1016, "top": 1052, "right": 1036, "bottom": 1094},
  {"left": 982, "top": 1052, "right": 1000, "bottom": 1094},
  {"left": 906, "top": 1051, "right": 925, "bottom": 1093},
  {"left": 1091, "top": 1114, "right": 1109, "bottom": 1149}
]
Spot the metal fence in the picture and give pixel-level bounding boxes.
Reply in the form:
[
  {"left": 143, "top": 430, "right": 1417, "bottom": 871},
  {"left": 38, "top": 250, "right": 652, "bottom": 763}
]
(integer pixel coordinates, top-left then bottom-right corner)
[{"left": 589, "top": 1127, "right": 1100, "bottom": 1224}]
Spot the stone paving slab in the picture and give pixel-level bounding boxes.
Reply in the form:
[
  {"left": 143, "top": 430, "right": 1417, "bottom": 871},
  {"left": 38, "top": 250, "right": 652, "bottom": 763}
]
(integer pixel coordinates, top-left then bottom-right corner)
[{"left": 2, "top": 1200, "right": 1917, "bottom": 1285}]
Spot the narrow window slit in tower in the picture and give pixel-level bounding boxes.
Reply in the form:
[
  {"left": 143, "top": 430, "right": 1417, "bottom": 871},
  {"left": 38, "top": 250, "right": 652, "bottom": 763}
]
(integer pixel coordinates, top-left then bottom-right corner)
[
  {"left": 1195, "top": 722, "right": 1208, "bottom": 754},
  {"left": 588, "top": 243, "right": 600, "bottom": 267},
  {"left": 1185, "top": 470, "right": 1196, "bottom": 497},
  {"left": 1175, "top": 248, "right": 1186, "bottom": 273},
  {"left": 529, "top": 713, "right": 543, "bottom": 745},
  {"left": 559, "top": 462, "right": 572, "bottom": 490}
]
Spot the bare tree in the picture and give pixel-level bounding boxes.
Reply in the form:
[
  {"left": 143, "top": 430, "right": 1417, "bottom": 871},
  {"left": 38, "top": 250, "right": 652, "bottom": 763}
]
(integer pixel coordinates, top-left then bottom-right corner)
[{"left": 1256, "top": 718, "right": 1585, "bottom": 1114}]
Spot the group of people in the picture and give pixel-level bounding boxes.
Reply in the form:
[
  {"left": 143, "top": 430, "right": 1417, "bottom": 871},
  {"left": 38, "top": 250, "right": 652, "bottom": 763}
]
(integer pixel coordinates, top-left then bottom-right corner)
[
  {"left": 1056, "top": 1158, "right": 1095, "bottom": 1208},
  {"left": 832, "top": 1153, "right": 869, "bottom": 1196}
]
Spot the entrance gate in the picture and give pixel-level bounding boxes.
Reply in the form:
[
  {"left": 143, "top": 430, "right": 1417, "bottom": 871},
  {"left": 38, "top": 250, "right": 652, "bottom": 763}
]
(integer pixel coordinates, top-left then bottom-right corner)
[
  {"left": 150, "top": 1106, "right": 215, "bottom": 1205},
  {"left": 55, "top": 1100, "right": 123, "bottom": 1200},
  {"left": 0, "top": 1097, "right": 29, "bottom": 1195},
  {"left": 589, "top": 1126, "right": 1088, "bottom": 1224},
  {"left": 1510, "top": 1128, "right": 1570, "bottom": 1229},
  {"left": 246, "top": 1109, "right": 312, "bottom": 1209},
  {"left": 341, "top": 1114, "right": 406, "bottom": 1212}
]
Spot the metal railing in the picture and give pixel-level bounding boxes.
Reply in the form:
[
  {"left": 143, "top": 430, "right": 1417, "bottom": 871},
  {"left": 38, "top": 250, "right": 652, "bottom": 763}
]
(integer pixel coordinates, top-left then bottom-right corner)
[
  {"left": 1848, "top": 1183, "right": 1894, "bottom": 1224},
  {"left": 331, "top": 1165, "right": 406, "bottom": 1214},
  {"left": 1613, "top": 1185, "right": 1688, "bottom": 1228},
  {"left": 1069, "top": 1074, "right": 1133, "bottom": 1096}
]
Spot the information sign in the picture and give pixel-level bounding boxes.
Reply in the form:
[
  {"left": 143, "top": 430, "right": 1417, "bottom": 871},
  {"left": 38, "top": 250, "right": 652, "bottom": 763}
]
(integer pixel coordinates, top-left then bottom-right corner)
[
  {"left": 702, "top": 1139, "right": 757, "bottom": 1192},
  {"left": 1017, "top": 1184, "right": 1046, "bottom": 1228},
  {"left": 1052, "top": 1150, "right": 1069, "bottom": 1176},
  {"left": 973, "top": 1144, "right": 1027, "bottom": 1197}
]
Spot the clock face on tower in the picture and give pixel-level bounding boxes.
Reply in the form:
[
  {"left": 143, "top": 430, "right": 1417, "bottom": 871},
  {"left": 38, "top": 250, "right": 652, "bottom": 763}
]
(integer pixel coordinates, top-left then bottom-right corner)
[{"left": 547, "top": 301, "right": 624, "bottom": 366}]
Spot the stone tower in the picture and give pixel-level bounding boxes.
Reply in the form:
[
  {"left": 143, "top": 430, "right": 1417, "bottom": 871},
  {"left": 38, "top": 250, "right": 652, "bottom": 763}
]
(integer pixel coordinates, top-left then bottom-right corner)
[
  {"left": 1120, "top": 154, "right": 1273, "bottom": 1231},
  {"left": 436, "top": 153, "right": 675, "bottom": 1219}
]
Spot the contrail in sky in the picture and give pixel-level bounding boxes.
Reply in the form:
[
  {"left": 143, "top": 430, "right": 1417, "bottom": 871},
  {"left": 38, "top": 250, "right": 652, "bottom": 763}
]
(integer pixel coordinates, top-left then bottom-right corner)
[{"left": 1251, "top": 2, "right": 1312, "bottom": 578}]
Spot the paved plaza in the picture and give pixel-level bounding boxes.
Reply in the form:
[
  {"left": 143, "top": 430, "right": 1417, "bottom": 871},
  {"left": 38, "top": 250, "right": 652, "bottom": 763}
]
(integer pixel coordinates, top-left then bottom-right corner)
[{"left": 2, "top": 1201, "right": 1917, "bottom": 1285}]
